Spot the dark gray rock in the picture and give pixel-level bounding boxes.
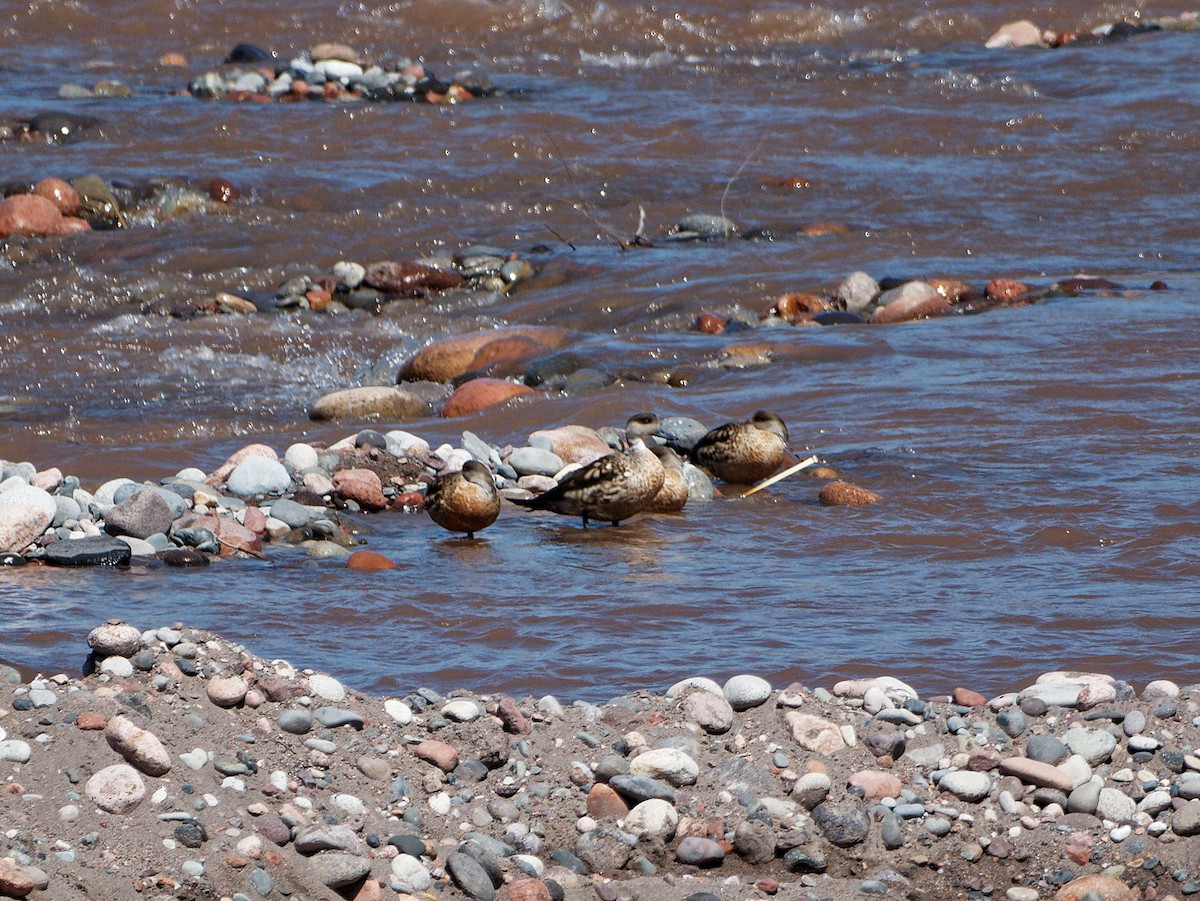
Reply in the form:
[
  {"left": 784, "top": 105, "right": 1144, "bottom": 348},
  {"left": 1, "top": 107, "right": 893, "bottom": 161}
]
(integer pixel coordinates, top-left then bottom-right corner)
[
  {"left": 457, "top": 840, "right": 504, "bottom": 887},
  {"left": 712, "top": 756, "right": 776, "bottom": 794},
  {"left": 783, "top": 846, "right": 827, "bottom": 873},
  {"left": 308, "top": 851, "right": 370, "bottom": 889},
  {"left": 609, "top": 774, "right": 676, "bottom": 805},
  {"left": 388, "top": 833, "right": 425, "bottom": 857},
  {"left": 864, "top": 725, "right": 906, "bottom": 759},
  {"left": 314, "top": 707, "right": 365, "bottom": 729},
  {"left": 1025, "top": 733, "right": 1069, "bottom": 764},
  {"left": 447, "top": 850, "right": 495, "bottom": 900},
  {"left": 675, "top": 836, "right": 724, "bottom": 867},
  {"left": 575, "top": 826, "right": 632, "bottom": 873},
  {"left": 733, "top": 819, "right": 775, "bottom": 864},
  {"left": 812, "top": 801, "right": 870, "bottom": 847},
  {"left": 43, "top": 536, "right": 131, "bottom": 567},
  {"left": 997, "top": 709, "right": 1029, "bottom": 738},
  {"left": 880, "top": 813, "right": 904, "bottom": 849},
  {"left": 277, "top": 709, "right": 312, "bottom": 734}
]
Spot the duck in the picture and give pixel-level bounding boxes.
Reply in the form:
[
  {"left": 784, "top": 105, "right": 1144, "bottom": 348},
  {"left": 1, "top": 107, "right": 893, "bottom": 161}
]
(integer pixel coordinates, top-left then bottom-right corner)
[
  {"left": 425, "top": 460, "right": 501, "bottom": 538},
  {"left": 690, "top": 411, "right": 790, "bottom": 484},
  {"left": 509, "top": 438, "right": 665, "bottom": 528},
  {"left": 647, "top": 444, "right": 689, "bottom": 512}
]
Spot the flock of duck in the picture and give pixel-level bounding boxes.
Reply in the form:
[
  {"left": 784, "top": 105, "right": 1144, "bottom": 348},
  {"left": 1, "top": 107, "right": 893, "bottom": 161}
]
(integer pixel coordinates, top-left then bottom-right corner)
[{"left": 425, "top": 411, "right": 791, "bottom": 536}]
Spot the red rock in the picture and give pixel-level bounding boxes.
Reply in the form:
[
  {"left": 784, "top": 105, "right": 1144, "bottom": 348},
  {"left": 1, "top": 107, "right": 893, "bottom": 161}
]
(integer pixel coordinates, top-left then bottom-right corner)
[
  {"left": 1064, "top": 833, "right": 1093, "bottom": 866},
  {"left": 527, "top": 425, "right": 611, "bottom": 466},
  {"left": 801, "top": 221, "right": 849, "bottom": 236},
  {"left": 496, "top": 697, "right": 531, "bottom": 734},
  {"left": 0, "top": 857, "right": 35, "bottom": 898},
  {"left": 332, "top": 468, "right": 387, "bottom": 511},
  {"left": 818, "top": 481, "right": 880, "bottom": 507},
  {"left": 926, "top": 277, "right": 972, "bottom": 302},
  {"left": 586, "top": 783, "right": 630, "bottom": 819},
  {"left": 772, "top": 292, "right": 831, "bottom": 320},
  {"left": 412, "top": 739, "right": 459, "bottom": 772},
  {"left": 206, "top": 178, "right": 239, "bottom": 203},
  {"left": 363, "top": 260, "right": 465, "bottom": 296},
  {"left": 242, "top": 506, "right": 267, "bottom": 535},
  {"left": 986, "top": 278, "right": 1030, "bottom": 302},
  {"left": 210, "top": 444, "right": 278, "bottom": 484},
  {"left": 33, "top": 178, "right": 79, "bottom": 215},
  {"left": 1053, "top": 875, "right": 1136, "bottom": 901},
  {"left": 305, "top": 289, "right": 331, "bottom": 311},
  {"left": 967, "top": 747, "right": 1001, "bottom": 771},
  {"left": 848, "top": 770, "right": 902, "bottom": 799},
  {"left": 508, "top": 878, "right": 553, "bottom": 901},
  {"left": 872, "top": 281, "right": 952, "bottom": 324},
  {"left": 998, "top": 757, "right": 1074, "bottom": 792},
  {"left": 258, "top": 675, "right": 307, "bottom": 702},
  {"left": 756, "top": 877, "right": 781, "bottom": 894},
  {"left": 346, "top": 550, "right": 397, "bottom": 572},
  {"left": 400, "top": 326, "right": 568, "bottom": 383},
  {"left": 214, "top": 518, "right": 263, "bottom": 557},
  {"left": 394, "top": 491, "right": 425, "bottom": 509},
  {"left": 57, "top": 217, "right": 91, "bottom": 234},
  {"left": 76, "top": 711, "right": 107, "bottom": 730},
  {"left": 0, "top": 193, "right": 65, "bottom": 238},
  {"left": 441, "top": 378, "right": 534, "bottom": 417},
  {"left": 159, "top": 52, "right": 189, "bottom": 66},
  {"left": 467, "top": 336, "right": 552, "bottom": 376},
  {"left": 695, "top": 313, "right": 728, "bottom": 334},
  {"left": 352, "top": 878, "right": 382, "bottom": 901},
  {"left": 322, "top": 82, "right": 341, "bottom": 100},
  {"left": 953, "top": 686, "right": 987, "bottom": 707}
]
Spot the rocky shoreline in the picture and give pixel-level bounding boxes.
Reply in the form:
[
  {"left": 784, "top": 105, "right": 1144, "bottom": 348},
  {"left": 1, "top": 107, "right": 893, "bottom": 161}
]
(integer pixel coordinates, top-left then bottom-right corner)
[{"left": 0, "top": 622, "right": 1197, "bottom": 901}]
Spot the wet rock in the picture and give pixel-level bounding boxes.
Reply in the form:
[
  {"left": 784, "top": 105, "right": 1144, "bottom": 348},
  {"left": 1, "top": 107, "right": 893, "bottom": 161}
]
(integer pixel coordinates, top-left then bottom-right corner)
[
  {"left": 986, "top": 20, "right": 1048, "bottom": 49},
  {"left": 837, "top": 271, "right": 879, "bottom": 313},
  {"left": 872, "top": 281, "right": 951, "bottom": 324},
  {"left": 812, "top": 801, "right": 870, "bottom": 846},
  {"left": 105, "top": 715, "right": 172, "bottom": 776},
  {"left": 0, "top": 193, "right": 88, "bottom": 239},
  {"left": 668, "top": 213, "right": 737, "bottom": 241},
  {"left": 105, "top": 489, "right": 174, "bottom": 539},
  {"left": 85, "top": 764, "right": 146, "bottom": 814},
  {"left": 986, "top": 278, "right": 1030, "bottom": 302},
  {"left": 44, "top": 535, "right": 133, "bottom": 566},
  {"left": 442, "top": 378, "right": 535, "bottom": 417},
  {"left": 346, "top": 549, "right": 397, "bottom": 571},
  {"left": 88, "top": 621, "right": 143, "bottom": 657},
  {"left": 310, "top": 386, "right": 426, "bottom": 422},
  {"left": 33, "top": 177, "right": 80, "bottom": 215},
  {"left": 332, "top": 469, "right": 386, "bottom": 511},
  {"left": 818, "top": 481, "right": 880, "bottom": 506},
  {"left": 364, "top": 260, "right": 465, "bottom": 295},
  {"left": 400, "top": 327, "right": 568, "bottom": 383}
]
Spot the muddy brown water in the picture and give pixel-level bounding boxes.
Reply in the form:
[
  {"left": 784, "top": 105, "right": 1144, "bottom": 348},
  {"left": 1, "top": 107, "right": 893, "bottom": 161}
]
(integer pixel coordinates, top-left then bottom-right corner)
[{"left": 1, "top": 0, "right": 1198, "bottom": 701}]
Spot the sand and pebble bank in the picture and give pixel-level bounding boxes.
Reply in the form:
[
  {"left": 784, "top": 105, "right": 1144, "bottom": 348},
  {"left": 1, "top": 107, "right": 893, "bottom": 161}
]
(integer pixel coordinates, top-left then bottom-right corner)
[{"left": 0, "top": 623, "right": 1198, "bottom": 901}]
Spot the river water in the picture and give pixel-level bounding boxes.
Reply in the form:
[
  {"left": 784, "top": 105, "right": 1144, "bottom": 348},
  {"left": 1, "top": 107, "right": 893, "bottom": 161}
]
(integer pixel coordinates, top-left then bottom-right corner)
[{"left": 1, "top": 0, "right": 1198, "bottom": 701}]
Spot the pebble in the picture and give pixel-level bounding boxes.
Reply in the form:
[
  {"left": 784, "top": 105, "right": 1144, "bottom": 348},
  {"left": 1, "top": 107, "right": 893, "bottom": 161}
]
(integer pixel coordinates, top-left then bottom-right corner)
[
  {"left": 447, "top": 850, "right": 496, "bottom": 901},
  {"left": 314, "top": 706, "right": 365, "bottom": 728},
  {"left": 105, "top": 715, "right": 172, "bottom": 776},
  {"left": 723, "top": 674, "right": 772, "bottom": 710},
  {"left": 683, "top": 690, "right": 734, "bottom": 733},
  {"left": 308, "top": 851, "right": 372, "bottom": 889},
  {"left": 623, "top": 798, "right": 678, "bottom": 839},
  {"left": 225, "top": 457, "right": 290, "bottom": 498},
  {"left": 87, "top": 622, "right": 143, "bottom": 657},
  {"left": 307, "top": 673, "right": 346, "bottom": 702},
  {"left": 277, "top": 709, "right": 312, "bottom": 734},
  {"left": 391, "top": 854, "right": 432, "bottom": 890},
  {"left": 629, "top": 747, "right": 699, "bottom": 786},
  {"left": 608, "top": 774, "right": 676, "bottom": 804},
  {"left": 1063, "top": 727, "right": 1117, "bottom": 766},
  {"left": 675, "top": 836, "right": 724, "bottom": 866},
  {"left": 939, "top": 770, "right": 992, "bottom": 802},
  {"left": 0, "top": 739, "right": 31, "bottom": 763}
]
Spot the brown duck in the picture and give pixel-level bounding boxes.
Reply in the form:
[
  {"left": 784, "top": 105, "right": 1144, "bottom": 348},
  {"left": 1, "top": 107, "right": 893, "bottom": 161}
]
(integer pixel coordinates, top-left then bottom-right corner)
[
  {"left": 425, "top": 460, "right": 501, "bottom": 538},
  {"left": 647, "top": 444, "right": 689, "bottom": 512},
  {"left": 510, "top": 438, "right": 664, "bottom": 528},
  {"left": 691, "top": 411, "right": 790, "bottom": 485}
]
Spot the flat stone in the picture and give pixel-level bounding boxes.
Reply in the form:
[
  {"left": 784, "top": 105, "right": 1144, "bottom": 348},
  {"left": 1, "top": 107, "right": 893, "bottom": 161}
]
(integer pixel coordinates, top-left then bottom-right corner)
[
  {"left": 45, "top": 536, "right": 131, "bottom": 567},
  {"left": 1172, "top": 798, "right": 1200, "bottom": 836},
  {"left": 630, "top": 747, "right": 698, "bottom": 786},
  {"left": 999, "top": 757, "right": 1074, "bottom": 792},
  {"left": 786, "top": 712, "right": 847, "bottom": 755},
  {"left": 683, "top": 690, "right": 734, "bottom": 734},
  {"left": 1026, "top": 734, "right": 1069, "bottom": 764},
  {"left": 313, "top": 707, "right": 365, "bottom": 729},
  {"left": 307, "top": 673, "right": 345, "bottom": 702},
  {"left": 939, "top": 770, "right": 992, "bottom": 802},
  {"left": 277, "top": 709, "right": 312, "bottom": 734},
  {"left": 1063, "top": 727, "right": 1117, "bottom": 766},
  {"left": 294, "top": 824, "right": 362, "bottom": 855},
  {"left": 443, "top": 699, "right": 481, "bottom": 722},
  {"left": 310, "top": 386, "right": 425, "bottom": 422},
  {"left": 608, "top": 774, "right": 676, "bottom": 805}
]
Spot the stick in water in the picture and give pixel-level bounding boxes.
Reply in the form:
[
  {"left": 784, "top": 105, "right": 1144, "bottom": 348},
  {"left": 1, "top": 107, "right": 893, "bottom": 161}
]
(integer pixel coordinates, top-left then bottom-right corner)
[{"left": 740, "top": 455, "right": 820, "bottom": 498}]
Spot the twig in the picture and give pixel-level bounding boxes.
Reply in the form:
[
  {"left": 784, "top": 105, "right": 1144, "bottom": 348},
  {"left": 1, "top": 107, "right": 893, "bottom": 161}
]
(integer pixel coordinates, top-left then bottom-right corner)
[
  {"left": 543, "top": 224, "right": 577, "bottom": 251},
  {"left": 546, "top": 136, "right": 651, "bottom": 250},
  {"left": 719, "top": 133, "right": 767, "bottom": 224},
  {"left": 740, "top": 455, "right": 819, "bottom": 498}
]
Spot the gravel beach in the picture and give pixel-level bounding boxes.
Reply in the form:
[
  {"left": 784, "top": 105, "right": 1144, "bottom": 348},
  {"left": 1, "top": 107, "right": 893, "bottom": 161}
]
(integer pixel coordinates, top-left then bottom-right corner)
[{"left": 1, "top": 623, "right": 1197, "bottom": 901}]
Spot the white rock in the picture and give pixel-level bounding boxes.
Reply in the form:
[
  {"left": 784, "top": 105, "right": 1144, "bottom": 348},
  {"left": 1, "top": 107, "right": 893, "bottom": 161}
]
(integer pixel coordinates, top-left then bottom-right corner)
[
  {"left": 939, "top": 770, "right": 992, "bottom": 802},
  {"left": 623, "top": 798, "right": 679, "bottom": 839},
  {"left": 723, "top": 674, "right": 772, "bottom": 710},
  {"left": 665, "top": 677, "right": 722, "bottom": 699},
  {"left": 307, "top": 673, "right": 345, "bottom": 702},
  {"left": 99, "top": 656, "right": 134, "bottom": 678},
  {"left": 384, "top": 699, "right": 412, "bottom": 725},
  {"left": 1058, "top": 754, "right": 1093, "bottom": 788},
  {"left": 88, "top": 622, "right": 144, "bottom": 657},
  {"left": 391, "top": 853, "right": 432, "bottom": 890},
  {"left": 331, "top": 793, "right": 365, "bottom": 818},
  {"left": 226, "top": 457, "right": 291, "bottom": 498},
  {"left": 385, "top": 431, "right": 430, "bottom": 457},
  {"left": 630, "top": 747, "right": 699, "bottom": 786},
  {"left": 429, "top": 791, "right": 452, "bottom": 815},
  {"left": 793, "top": 772, "right": 832, "bottom": 809},
  {"left": 180, "top": 749, "right": 210, "bottom": 770},
  {"left": 85, "top": 764, "right": 146, "bottom": 814},
  {"left": 1096, "top": 787, "right": 1136, "bottom": 823},
  {"left": 442, "top": 699, "right": 481, "bottom": 722},
  {"left": 0, "top": 739, "right": 32, "bottom": 763},
  {"left": 284, "top": 443, "right": 320, "bottom": 473},
  {"left": 833, "top": 676, "right": 918, "bottom": 701},
  {"left": 0, "top": 484, "right": 55, "bottom": 553},
  {"left": 105, "top": 715, "right": 172, "bottom": 776}
]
